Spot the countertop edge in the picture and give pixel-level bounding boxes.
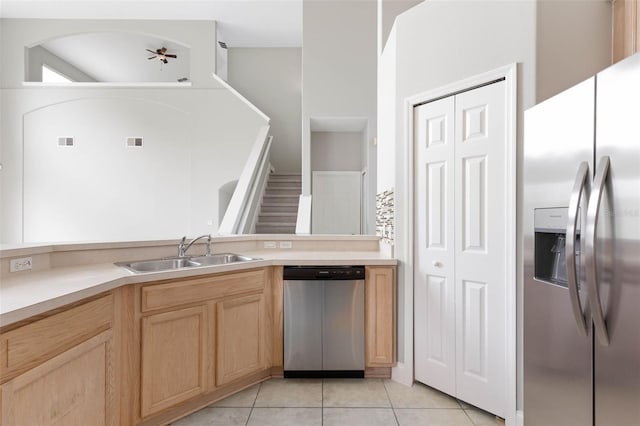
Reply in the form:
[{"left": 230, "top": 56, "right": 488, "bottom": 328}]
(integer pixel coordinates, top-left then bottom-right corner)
[{"left": 1, "top": 256, "right": 397, "bottom": 328}]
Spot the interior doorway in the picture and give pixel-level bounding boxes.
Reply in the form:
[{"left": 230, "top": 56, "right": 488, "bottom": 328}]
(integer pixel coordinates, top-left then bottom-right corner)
[{"left": 309, "top": 117, "right": 368, "bottom": 234}]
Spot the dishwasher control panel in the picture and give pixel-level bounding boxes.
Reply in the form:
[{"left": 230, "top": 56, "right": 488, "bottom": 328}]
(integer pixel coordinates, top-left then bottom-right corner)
[{"left": 283, "top": 266, "right": 365, "bottom": 280}]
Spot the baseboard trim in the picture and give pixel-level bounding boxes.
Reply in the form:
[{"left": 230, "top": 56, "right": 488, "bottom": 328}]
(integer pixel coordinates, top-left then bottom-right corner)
[
  {"left": 365, "top": 366, "right": 391, "bottom": 378},
  {"left": 516, "top": 410, "right": 524, "bottom": 426},
  {"left": 391, "top": 361, "right": 413, "bottom": 386}
]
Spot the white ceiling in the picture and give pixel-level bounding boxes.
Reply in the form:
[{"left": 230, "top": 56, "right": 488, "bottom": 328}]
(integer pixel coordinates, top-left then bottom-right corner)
[
  {"left": 0, "top": 0, "right": 303, "bottom": 47},
  {"left": 40, "top": 32, "right": 190, "bottom": 82}
]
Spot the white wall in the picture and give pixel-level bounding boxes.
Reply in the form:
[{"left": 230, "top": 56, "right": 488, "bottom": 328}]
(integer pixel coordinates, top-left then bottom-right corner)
[
  {"left": 23, "top": 98, "right": 190, "bottom": 242},
  {"left": 0, "top": 18, "right": 269, "bottom": 243},
  {"left": 311, "top": 131, "right": 363, "bottom": 172},
  {"left": 228, "top": 47, "right": 302, "bottom": 173},
  {"left": 379, "top": 0, "right": 422, "bottom": 55},
  {"left": 302, "top": 0, "right": 377, "bottom": 234},
  {"left": 1, "top": 88, "right": 266, "bottom": 243},
  {"left": 0, "top": 19, "right": 219, "bottom": 88},
  {"left": 380, "top": 0, "right": 612, "bottom": 415},
  {"left": 377, "top": 25, "right": 397, "bottom": 193},
  {"left": 27, "top": 46, "right": 97, "bottom": 82},
  {"left": 216, "top": 25, "right": 228, "bottom": 82}
]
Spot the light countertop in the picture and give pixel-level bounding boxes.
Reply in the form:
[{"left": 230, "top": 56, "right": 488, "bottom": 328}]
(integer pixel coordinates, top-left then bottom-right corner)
[{"left": 0, "top": 239, "right": 395, "bottom": 327}]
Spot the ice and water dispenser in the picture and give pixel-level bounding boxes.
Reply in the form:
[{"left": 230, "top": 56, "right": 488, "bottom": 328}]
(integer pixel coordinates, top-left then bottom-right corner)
[{"left": 534, "top": 207, "right": 579, "bottom": 287}]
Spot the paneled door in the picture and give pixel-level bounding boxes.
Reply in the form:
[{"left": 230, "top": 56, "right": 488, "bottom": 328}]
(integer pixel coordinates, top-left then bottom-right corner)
[
  {"left": 414, "top": 95, "right": 456, "bottom": 396},
  {"left": 414, "top": 80, "right": 507, "bottom": 417}
]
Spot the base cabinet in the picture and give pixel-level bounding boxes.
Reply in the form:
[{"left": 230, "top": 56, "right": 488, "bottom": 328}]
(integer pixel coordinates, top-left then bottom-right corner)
[
  {"left": 0, "top": 293, "right": 117, "bottom": 426},
  {"left": 216, "top": 293, "right": 266, "bottom": 386},
  {"left": 135, "top": 268, "right": 271, "bottom": 424},
  {"left": 140, "top": 305, "right": 209, "bottom": 417},
  {"left": 0, "top": 264, "right": 396, "bottom": 425},
  {"left": 365, "top": 266, "right": 397, "bottom": 367},
  {"left": 1, "top": 330, "right": 116, "bottom": 426}
]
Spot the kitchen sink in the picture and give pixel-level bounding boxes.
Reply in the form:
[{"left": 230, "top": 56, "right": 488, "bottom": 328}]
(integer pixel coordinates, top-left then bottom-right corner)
[{"left": 116, "top": 253, "right": 260, "bottom": 273}]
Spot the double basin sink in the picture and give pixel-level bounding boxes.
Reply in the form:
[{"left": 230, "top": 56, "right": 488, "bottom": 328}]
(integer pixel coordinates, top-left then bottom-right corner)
[{"left": 116, "top": 253, "right": 260, "bottom": 273}]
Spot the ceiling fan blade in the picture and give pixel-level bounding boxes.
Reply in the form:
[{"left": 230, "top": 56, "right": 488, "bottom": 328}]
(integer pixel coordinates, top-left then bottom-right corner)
[
  {"left": 165, "top": 54, "right": 177, "bottom": 58},
  {"left": 162, "top": 58, "right": 168, "bottom": 64},
  {"left": 148, "top": 56, "right": 157, "bottom": 60},
  {"left": 145, "top": 49, "right": 156, "bottom": 54},
  {"left": 159, "top": 47, "right": 167, "bottom": 54}
]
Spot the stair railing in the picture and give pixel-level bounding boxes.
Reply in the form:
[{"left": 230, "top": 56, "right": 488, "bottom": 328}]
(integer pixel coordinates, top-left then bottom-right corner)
[{"left": 218, "top": 126, "right": 273, "bottom": 234}]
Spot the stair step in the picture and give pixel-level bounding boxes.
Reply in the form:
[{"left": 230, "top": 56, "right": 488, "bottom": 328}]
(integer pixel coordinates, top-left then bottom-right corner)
[
  {"left": 263, "top": 196, "right": 299, "bottom": 204},
  {"left": 261, "top": 202, "right": 299, "bottom": 207},
  {"left": 264, "top": 189, "right": 301, "bottom": 196},
  {"left": 255, "top": 223, "right": 296, "bottom": 234},
  {"left": 260, "top": 205, "right": 299, "bottom": 213},
  {"left": 270, "top": 173, "right": 301, "bottom": 177},
  {"left": 268, "top": 176, "right": 301, "bottom": 182},
  {"left": 256, "top": 173, "right": 301, "bottom": 231},
  {"left": 259, "top": 213, "right": 298, "bottom": 223},
  {"left": 268, "top": 181, "right": 302, "bottom": 189}
]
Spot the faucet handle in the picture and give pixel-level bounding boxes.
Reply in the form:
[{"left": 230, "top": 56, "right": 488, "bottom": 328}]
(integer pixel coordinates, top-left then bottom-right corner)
[{"left": 178, "top": 236, "right": 187, "bottom": 257}]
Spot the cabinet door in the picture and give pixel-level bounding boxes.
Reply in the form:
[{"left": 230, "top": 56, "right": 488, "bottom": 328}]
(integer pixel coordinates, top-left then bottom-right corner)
[
  {"left": 140, "top": 305, "right": 208, "bottom": 418},
  {"left": 365, "top": 267, "right": 396, "bottom": 367},
  {"left": 216, "top": 293, "right": 266, "bottom": 386},
  {"left": 1, "top": 330, "right": 116, "bottom": 425}
]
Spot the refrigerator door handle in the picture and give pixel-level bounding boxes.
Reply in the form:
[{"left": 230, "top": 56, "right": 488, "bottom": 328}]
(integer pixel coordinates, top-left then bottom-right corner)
[
  {"left": 585, "top": 155, "right": 610, "bottom": 346},
  {"left": 566, "top": 161, "right": 590, "bottom": 337}
]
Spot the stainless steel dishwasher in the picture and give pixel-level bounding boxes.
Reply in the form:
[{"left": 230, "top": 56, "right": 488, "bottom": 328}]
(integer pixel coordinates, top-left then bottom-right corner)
[{"left": 283, "top": 266, "right": 365, "bottom": 378}]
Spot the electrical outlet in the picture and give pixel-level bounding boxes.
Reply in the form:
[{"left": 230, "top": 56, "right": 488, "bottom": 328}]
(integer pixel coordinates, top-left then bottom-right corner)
[
  {"left": 263, "top": 241, "right": 277, "bottom": 249},
  {"left": 10, "top": 257, "right": 33, "bottom": 272},
  {"left": 279, "top": 241, "right": 292, "bottom": 249}
]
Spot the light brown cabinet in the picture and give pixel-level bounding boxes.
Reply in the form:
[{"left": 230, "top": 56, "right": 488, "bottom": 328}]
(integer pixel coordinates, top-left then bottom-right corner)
[
  {"left": 614, "top": 0, "right": 640, "bottom": 63},
  {"left": 365, "top": 266, "right": 396, "bottom": 367},
  {"left": 216, "top": 293, "right": 267, "bottom": 386},
  {"left": 135, "top": 268, "right": 271, "bottom": 424},
  {"left": 1, "top": 263, "right": 396, "bottom": 425},
  {"left": 0, "top": 294, "right": 117, "bottom": 426},
  {"left": 140, "top": 305, "right": 209, "bottom": 417}
]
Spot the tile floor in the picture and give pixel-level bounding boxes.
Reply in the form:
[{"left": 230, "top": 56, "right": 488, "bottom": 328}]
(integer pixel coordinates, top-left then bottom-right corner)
[{"left": 171, "top": 378, "right": 505, "bottom": 426}]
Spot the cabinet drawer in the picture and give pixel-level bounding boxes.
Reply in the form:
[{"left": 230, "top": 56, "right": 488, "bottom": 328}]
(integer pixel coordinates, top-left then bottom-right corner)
[
  {"left": 0, "top": 294, "right": 113, "bottom": 381},
  {"left": 141, "top": 269, "right": 267, "bottom": 312}
]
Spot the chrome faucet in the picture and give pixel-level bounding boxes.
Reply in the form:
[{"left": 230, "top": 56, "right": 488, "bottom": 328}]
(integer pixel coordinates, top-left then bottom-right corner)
[{"left": 178, "top": 234, "right": 212, "bottom": 257}]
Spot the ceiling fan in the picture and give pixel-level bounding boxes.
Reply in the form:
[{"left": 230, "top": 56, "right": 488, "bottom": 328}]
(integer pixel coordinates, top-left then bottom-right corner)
[{"left": 146, "top": 47, "right": 177, "bottom": 64}]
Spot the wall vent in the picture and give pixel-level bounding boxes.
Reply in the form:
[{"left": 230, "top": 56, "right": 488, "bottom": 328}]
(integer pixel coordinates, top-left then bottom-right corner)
[
  {"left": 126, "top": 137, "right": 143, "bottom": 147},
  {"left": 58, "top": 137, "right": 74, "bottom": 147}
]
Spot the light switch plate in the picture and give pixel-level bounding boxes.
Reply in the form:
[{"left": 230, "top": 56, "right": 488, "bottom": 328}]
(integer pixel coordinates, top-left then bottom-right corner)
[
  {"left": 263, "top": 241, "right": 277, "bottom": 249},
  {"left": 279, "top": 241, "right": 292, "bottom": 249}
]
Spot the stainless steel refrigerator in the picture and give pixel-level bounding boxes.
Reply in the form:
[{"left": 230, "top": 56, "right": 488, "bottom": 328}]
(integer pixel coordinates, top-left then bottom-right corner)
[{"left": 524, "top": 53, "right": 640, "bottom": 425}]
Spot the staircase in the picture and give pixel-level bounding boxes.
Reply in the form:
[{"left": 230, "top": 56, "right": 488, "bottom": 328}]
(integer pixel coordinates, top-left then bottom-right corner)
[{"left": 255, "top": 174, "right": 301, "bottom": 234}]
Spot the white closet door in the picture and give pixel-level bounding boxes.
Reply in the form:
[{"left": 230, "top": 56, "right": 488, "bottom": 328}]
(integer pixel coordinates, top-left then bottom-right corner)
[
  {"left": 414, "top": 80, "right": 507, "bottom": 417},
  {"left": 454, "top": 81, "right": 506, "bottom": 416},
  {"left": 312, "top": 171, "right": 361, "bottom": 234},
  {"left": 414, "top": 96, "right": 456, "bottom": 396}
]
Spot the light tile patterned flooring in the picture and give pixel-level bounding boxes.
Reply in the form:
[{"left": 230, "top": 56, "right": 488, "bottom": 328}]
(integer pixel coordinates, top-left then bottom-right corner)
[{"left": 172, "top": 378, "right": 505, "bottom": 426}]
